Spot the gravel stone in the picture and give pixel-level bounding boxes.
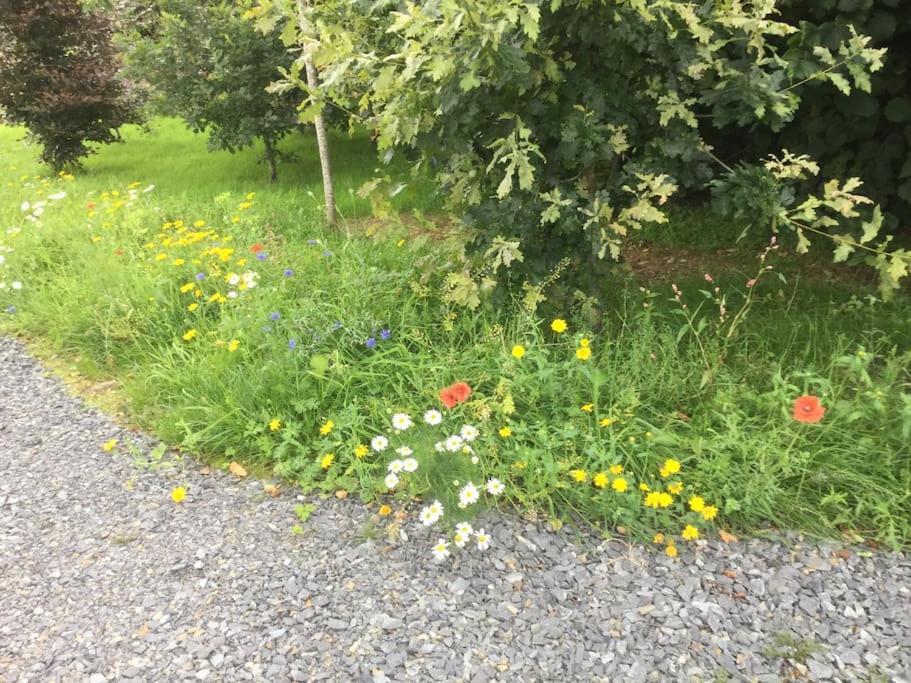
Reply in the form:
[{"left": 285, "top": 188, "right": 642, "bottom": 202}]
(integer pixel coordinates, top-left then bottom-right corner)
[{"left": 1, "top": 336, "right": 910, "bottom": 682}]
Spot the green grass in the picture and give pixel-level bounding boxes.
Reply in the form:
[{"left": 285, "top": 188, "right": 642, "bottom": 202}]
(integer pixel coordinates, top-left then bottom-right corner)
[{"left": 2, "top": 119, "right": 910, "bottom": 551}]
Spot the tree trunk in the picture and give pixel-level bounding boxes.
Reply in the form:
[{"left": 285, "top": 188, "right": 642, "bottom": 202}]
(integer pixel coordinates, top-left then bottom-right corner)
[
  {"left": 298, "top": 1, "right": 336, "bottom": 226},
  {"left": 263, "top": 136, "right": 278, "bottom": 182}
]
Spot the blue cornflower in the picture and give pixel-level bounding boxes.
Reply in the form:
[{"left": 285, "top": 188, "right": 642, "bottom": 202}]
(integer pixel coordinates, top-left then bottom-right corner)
[
  {"left": 288, "top": 339, "right": 297, "bottom": 350},
  {"left": 256, "top": 252, "right": 267, "bottom": 261},
  {"left": 365, "top": 337, "right": 377, "bottom": 349},
  {"left": 380, "top": 328, "right": 391, "bottom": 341},
  {"left": 195, "top": 272, "right": 205, "bottom": 281},
  {"left": 331, "top": 321, "right": 343, "bottom": 331},
  {"left": 322, "top": 250, "right": 332, "bottom": 258},
  {"left": 283, "top": 268, "right": 294, "bottom": 277},
  {"left": 4, "top": 305, "right": 16, "bottom": 314},
  {"left": 270, "top": 311, "right": 281, "bottom": 321},
  {"left": 307, "top": 239, "right": 319, "bottom": 246}
]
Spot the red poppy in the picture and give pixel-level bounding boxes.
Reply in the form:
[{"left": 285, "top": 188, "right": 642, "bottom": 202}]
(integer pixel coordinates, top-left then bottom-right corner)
[
  {"left": 250, "top": 243, "right": 264, "bottom": 254},
  {"left": 86, "top": 202, "right": 96, "bottom": 210},
  {"left": 792, "top": 395, "right": 825, "bottom": 424},
  {"left": 113, "top": 248, "right": 124, "bottom": 257},
  {"left": 451, "top": 382, "right": 472, "bottom": 403},
  {"left": 439, "top": 386, "right": 457, "bottom": 409}
]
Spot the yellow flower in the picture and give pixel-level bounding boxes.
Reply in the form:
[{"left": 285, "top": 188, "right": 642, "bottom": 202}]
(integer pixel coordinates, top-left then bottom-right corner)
[
  {"left": 645, "top": 491, "right": 673, "bottom": 508},
  {"left": 269, "top": 418, "right": 282, "bottom": 432},
  {"left": 667, "top": 482, "right": 684, "bottom": 495},
  {"left": 101, "top": 438, "right": 118, "bottom": 452},
  {"left": 550, "top": 318, "right": 567, "bottom": 334},
  {"left": 599, "top": 417, "right": 615, "bottom": 427},
  {"left": 593, "top": 472, "right": 608, "bottom": 488},
  {"left": 612, "top": 477, "right": 628, "bottom": 493},
  {"left": 171, "top": 486, "right": 186, "bottom": 504},
  {"left": 665, "top": 544, "right": 678, "bottom": 558},
  {"left": 511, "top": 344, "right": 526, "bottom": 359},
  {"left": 652, "top": 533, "right": 665, "bottom": 544},
  {"left": 689, "top": 496, "right": 706, "bottom": 512},
  {"left": 498, "top": 426, "right": 512, "bottom": 438},
  {"left": 187, "top": 303, "right": 199, "bottom": 312},
  {"left": 579, "top": 338, "right": 590, "bottom": 348},
  {"left": 682, "top": 524, "right": 700, "bottom": 541},
  {"left": 180, "top": 282, "right": 196, "bottom": 294},
  {"left": 628, "top": 436, "right": 637, "bottom": 444},
  {"left": 661, "top": 458, "right": 681, "bottom": 476},
  {"left": 172, "top": 258, "right": 185, "bottom": 266},
  {"left": 182, "top": 329, "right": 197, "bottom": 341},
  {"left": 227, "top": 339, "right": 240, "bottom": 353},
  {"left": 576, "top": 346, "right": 592, "bottom": 361},
  {"left": 396, "top": 239, "right": 406, "bottom": 247},
  {"left": 644, "top": 491, "right": 661, "bottom": 508},
  {"left": 701, "top": 505, "right": 718, "bottom": 521},
  {"left": 155, "top": 253, "right": 167, "bottom": 262},
  {"left": 319, "top": 419, "right": 334, "bottom": 435},
  {"left": 354, "top": 444, "right": 369, "bottom": 459},
  {"left": 193, "top": 219, "right": 205, "bottom": 228},
  {"left": 639, "top": 482, "right": 650, "bottom": 492},
  {"left": 570, "top": 469, "right": 587, "bottom": 483},
  {"left": 581, "top": 403, "right": 594, "bottom": 413},
  {"left": 378, "top": 504, "right": 392, "bottom": 517},
  {"left": 609, "top": 464, "right": 623, "bottom": 475},
  {"left": 658, "top": 492, "right": 673, "bottom": 507},
  {"left": 320, "top": 453, "right": 334, "bottom": 469}
]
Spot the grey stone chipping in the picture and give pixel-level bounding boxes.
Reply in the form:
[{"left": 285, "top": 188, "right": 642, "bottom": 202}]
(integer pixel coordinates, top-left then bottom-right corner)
[{"left": 1, "top": 336, "right": 910, "bottom": 682}]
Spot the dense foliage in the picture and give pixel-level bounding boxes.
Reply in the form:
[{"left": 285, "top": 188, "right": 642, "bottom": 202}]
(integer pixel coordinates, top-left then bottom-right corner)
[
  {"left": 254, "top": 0, "right": 911, "bottom": 297},
  {"left": 720, "top": 0, "right": 911, "bottom": 231},
  {"left": 128, "top": 0, "right": 300, "bottom": 180},
  {"left": 0, "top": 0, "right": 142, "bottom": 170}
]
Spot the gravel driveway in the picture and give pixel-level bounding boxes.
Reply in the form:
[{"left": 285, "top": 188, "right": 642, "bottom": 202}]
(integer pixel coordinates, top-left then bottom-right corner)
[{"left": 1, "top": 336, "right": 909, "bottom": 682}]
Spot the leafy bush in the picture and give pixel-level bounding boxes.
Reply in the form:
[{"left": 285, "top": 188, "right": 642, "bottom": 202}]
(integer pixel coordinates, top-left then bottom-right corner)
[
  {"left": 0, "top": 0, "right": 142, "bottom": 170},
  {"left": 127, "top": 0, "right": 300, "bottom": 180},
  {"left": 718, "top": 0, "right": 911, "bottom": 231},
  {"left": 256, "top": 0, "right": 900, "bottom": 287}
]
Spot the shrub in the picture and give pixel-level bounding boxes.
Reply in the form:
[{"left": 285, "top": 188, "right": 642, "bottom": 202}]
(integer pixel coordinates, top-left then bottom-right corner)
[{"left": 0, "top": 0, "right": 142, "bottom": 170}]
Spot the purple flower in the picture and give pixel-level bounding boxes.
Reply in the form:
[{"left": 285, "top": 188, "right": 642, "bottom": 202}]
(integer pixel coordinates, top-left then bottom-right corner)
[
  {"left": 195, "top": 272, "right": 205, "bottom": 281},
  {"left": 283, "top": 268, "right": 294, "bottom": 277},
  {"left": 270, "top": 311, "right": 281, "bottom": 321},
  {"left": 380, "top": 328, "right": 391, "bottom": 341},
  {"left": 4, "top": 305, "right": 16, "bottom": 314},
  {"left": 365, "top": 337, "right": 377, "bottom": 349},
  {"left": 307, "top": 239, "right": 319, "bottom": 246},
  {"left": 322, "top": 250, "right": 332, "bottom": 258},
  {"left": 331, "top": 320, "right": 343, "bottom": 331},
  {"left": 256, "top": 252, "right": 267, "bottom": 261},
  {"left": 288, "top": 339, "right": 297, "bottom": 350}
]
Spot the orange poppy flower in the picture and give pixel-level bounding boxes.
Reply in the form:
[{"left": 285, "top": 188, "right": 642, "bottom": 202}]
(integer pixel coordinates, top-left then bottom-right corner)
[
  {"left": 250, "top": 243, "right": 264, "bottom": 254},
  {"left": 439, "top": 386, "right": 457, "bottom": 409},
  {"left": 792, "top": 395, "right": 825, "bottom": 424},
  {"left": 450, "top": 382, "right": 472, "bottom": 403}
]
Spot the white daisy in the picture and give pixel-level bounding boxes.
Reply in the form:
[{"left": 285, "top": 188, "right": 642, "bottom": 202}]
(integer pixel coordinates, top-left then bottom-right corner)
[
  {"left": 419, "top": 506, "right": 438, "bottom": 526},
  {"left": 395, "top": 446, "right": 414, "bottom": 457},
  {"left": 384, "top": 473, "right": 399, "bottom": 489},
  {"left": 227, "top": 290, "right": 238, "bottom": 299},
  {"left": 444, "top": 435, "right": 464, "bottom": 453},
  {"left": 431, "top": 539, "right": 450, "bottom": 561},
  {"left": 453, "top": 530, "right": 469, "bottom": 549},
  {"left": 423, "top": 409, "right": 443, "bottom": 426},
  {"left": 227, "top": 273, "right": 241, "bottom": 286},
  {"left": 391, "top": 413, "right": 413, "bottom": 431},
  {"left": 387, "top": 459, "right": 405, "bottom": 474},
  {"left": 428, "top": 500, "right": 444, "bottom": 519},
  {"left": 486, "top": 478, "right": 505, "bottom": 496},
  {"left": 475, "top": 529, "right": 491, "bottom": 551},
  {"left": 458, "top": 482, "right": 480, "bottom": 508},
  {"left": 470, "top": 455, "right": 479, "bottom": 465},
  {"left": 460, "top": 424, "right": 479, "bottom": 441},
  {"left": 455, "top": 522, "right": 474, "bottom": 536},
  {"left": 371, "top": 435, "right": 389, "bottom": 452},
  {"left": 402, "top": 458, "right": 419, "bottom": 473},
  {"left": 434, "top": 441, "right": 445, "bottom": 453}
]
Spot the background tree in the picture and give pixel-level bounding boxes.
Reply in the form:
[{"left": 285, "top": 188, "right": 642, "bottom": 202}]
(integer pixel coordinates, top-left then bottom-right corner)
[
  {"left": 128, "top": 0, "right": 300, "bottom": 181},
  {"left": 0, "top": 0, "right": 143, "bottom": 170}
]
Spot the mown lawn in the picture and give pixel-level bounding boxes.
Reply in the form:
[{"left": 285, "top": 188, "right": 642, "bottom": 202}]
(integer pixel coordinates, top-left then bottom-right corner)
[{"left": 1, "top": 119, "right": 909, "bottom": 552}]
